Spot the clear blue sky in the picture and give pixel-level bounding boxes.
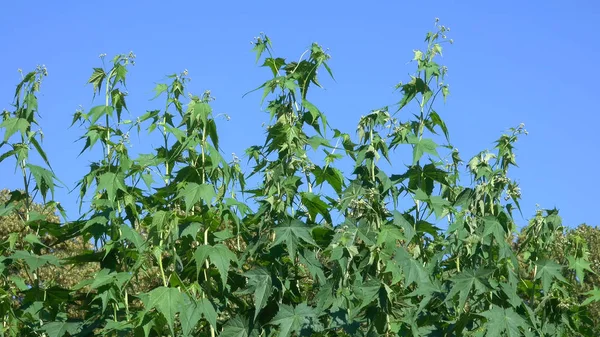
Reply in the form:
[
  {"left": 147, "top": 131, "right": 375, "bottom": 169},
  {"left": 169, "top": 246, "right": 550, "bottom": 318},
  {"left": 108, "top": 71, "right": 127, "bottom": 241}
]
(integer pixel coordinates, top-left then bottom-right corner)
[{"left": 1, "top": 0, "right": 598, "bottom": 228}]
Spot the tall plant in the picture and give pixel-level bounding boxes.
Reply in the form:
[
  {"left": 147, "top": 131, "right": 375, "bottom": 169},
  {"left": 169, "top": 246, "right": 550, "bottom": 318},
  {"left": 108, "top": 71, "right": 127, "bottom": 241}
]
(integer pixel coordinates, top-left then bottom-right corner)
[{"left": 0, "top": 20, "right": 596, "bottom": 336}]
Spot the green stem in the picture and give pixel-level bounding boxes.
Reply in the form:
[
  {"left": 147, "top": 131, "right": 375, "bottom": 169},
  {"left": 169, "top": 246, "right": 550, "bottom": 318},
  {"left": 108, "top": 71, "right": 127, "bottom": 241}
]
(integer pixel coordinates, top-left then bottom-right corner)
[
  {"left": 157, "top": 241, "right": 168, "bottom": 287},
  {"left": 105, "top": 76, "right": 111, "bottom": 161}
]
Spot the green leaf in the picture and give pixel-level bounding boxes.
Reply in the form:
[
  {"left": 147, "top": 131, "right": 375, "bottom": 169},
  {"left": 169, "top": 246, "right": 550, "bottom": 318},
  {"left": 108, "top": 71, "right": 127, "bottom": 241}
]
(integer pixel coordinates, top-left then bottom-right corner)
[
  {"left": 567, "top": 255, "right": 593, "bottom": 283},
  {"left": 482, "top": 216, "right": 505, "bottom": 244},
  {"left": 534, "top": 259, "right": 567, "bottom": 293},
  {"left": 195, "top": 244, "right": 237, "bottom": 285},
  {"left": 179, "top": 182, "right": 216, "bottom": 213},
  {"left": 244, "top": 267, "right": 273, "bottom": 320},
  {"left": 180, "top": 296, "right": 202, "bottom": 336},
  {"left": 103, "top": 320, "right": 134, "bottom": 334},
  {"left": 11, "top": 250, "right": 59, "bottom": 272},
  {"left": 269, "top": 303, "right": 318, "bottom": 337},
  {"left": 397, "top": 79, "right": 418, "bottom": 110},
  {"left": 30, "top": 136, "right": 52, "bottom": 169},
  {"left": 300, "top": 192, "right": 331, "bottom": 223},
  {"left": 298, "top": 250, "right": 326, "bottom": 284},
  {"left": 8, "top": 276, "right": 27, "bottom": 293},
  {"left": 87, "top": 67, "right": 106, "bottom": 96},
  {"left": 26, "top": 163, "right": 56, "bottom": 200},
  {"left": 208, "top": 244, "right": 237, "bottom": 285},
  {"left": 23, "top": 233, "right": 48, "bottom": 248},
  {"left": 221, "top": 315, "right": 257, "bottom": 337},
  {"left": 0, "top": 203, "right": 15, "bottom": 217},
  {"left": 41, "top": 321, "right": 82, "bottom": 337},
  {"left": 180, "top": 295, "right": 217, "bottom": 334},
  {"left": 90, "top": 269, "right": 116, "bottom": 289},
  {"left": 262, "top": 57, "right": 286, "bottom": 76},
  {"left": 393, "top": 211, "right": 415, "bottom": 243},
  {"left": 199, "top": 298, "right": 218, "bottom": 330},
  {"left": 206, "top": 119, "right": 219, "bottom": 150},
  {"left": 377, "top": 225, "right": 405, "bottom": 247},
  {"left": 0, "top": 148, "right": 17, "bottom": 164},
  {"left": 97, "top": 171, "right": 127, "bottom": 203},
  {"left": 481, "top": 306, "right": 528, "bottom": 337},
  {"left": 428, "top": 196, "right": 450, "bottom": 219},
  {"left": 429, "top": 110, "right": 449, "bottom": 141},
  {"left": 142, "top": 286, "right": 184, "bottom": 334},
  {"left": 120, "top": 224, "right": 145, "bottom": 251},
  {"left": 272, "top": 219, "right": 317, "bottom": 261},
  {"left": 152, "top": 83, "right": 168, "bottom": 99},
  {"left": 408, "top": 136, "right": 439, "bottom": 164},
  {"left": 180, "top": 222, "right": 202, "bottom": 239},
  {"left": 88, "top": 105, "right": 114, "bottom": 125},
  {"left": 500, "top": 281, "right": 523, "bottom": 308},
  {"left": 393, "top": 247, "right": 430, "bottom": 286},
  {"left": 583, "top": 287, "right": 600, "bottom": 305},
  {"left": 302, "top": 99, "right": 327, "bottom": 135},
  {"left": 1, "top": 117, "right": 29, "bottom": 141},
  {"left": 445, "top": 269, "right": 492, "bottom": 310},
  {"left": 313, "top": 166, "right": 344, "bottom": 194}
]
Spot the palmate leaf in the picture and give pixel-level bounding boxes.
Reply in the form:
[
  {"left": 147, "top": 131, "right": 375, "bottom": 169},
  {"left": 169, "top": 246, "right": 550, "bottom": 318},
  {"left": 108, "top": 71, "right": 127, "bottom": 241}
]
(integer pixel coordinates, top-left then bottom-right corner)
[
  {"left": 40, "top": 321, "right": 83, "bottom": 337},
  {"left": 393, "top": 211, "right": 415, "bottom": 243},
  {"left": 445, "top": 268, "right": 493, "bottom": 311},
  {"left": 141, "top": 286, "right": 184, "bottom": 334},
  {"left": 397, "top": 78, "right": 422, "bottom": 110},
  {"left": 97, "top": 171, "right": 127, "bottom": 203},
  {"left": 221, "top": 315, "right": 258, "bottom": 337},
  {"left": 29, "top": 136, "right": 52, "bottom": 169},
  {"left": 87, "top": 67, "right": 106, "bottom": 96},
  {"left": 0, "top": 117, "right": 29, "bottom": 141},
  {"left": 208, "top": 244, "right": 237, "bottom": 285},
  {"left": 179, "top": 297, "right": 202, "bottom": 337},
  {"left": 500, "top": 279, "right": 523, "bottom": 308},
  {"left": 27, "top": 163, "right": 56, "bottom": 201},
  {"left": 567, "top": 255, "right": 593, "bottom": 283},
  {"left": 179, "top": 295, "right": 217, "bottom": 335},
  {"left": 179, "top": 182, "right": 216, "bottom": 213},
  {"left": 312, "top": 165, "right": 344, "bottom": 194},
  {"left": 119, "top": 224, "right": 146, "bottom": 251},
  {"left": 534, "top": 259, "right": 568, "bottom": 293},
  {"left": 102, "top": 320, "right": 134, "bottom": 335},
  {"left": 195, "top": 243, "right": 237, "bottom": 285},
  {"left": 244, "top": 267, "right": 273, "bottom": 320},
  {"left": 269, "top": 303, "right": 319, "bottom": 337},
  {"left": 376, "top": 224, "right": 405, "bottom": 247},
  {"left": 353, "top": 278, "right": 381, "bottom": 312},
  {"left": 88, "top": 105, "right": 114, "bottom": 125},
  {"left": 272, "top": 219, "right": 317, "bottom": 261},
  {"left": 393, "top": 247, "right": 430, "bottom": 287},
  {"left": 10, "top": 250, "right": 59, "bottom": 272},
  {"left": 407, "top": 136, "right": 439, "bottom": 165},
  {"left": 481, "top": 306, "right": 528, "bottom": 337},
  {"left": 298, "top": 250, "right": 326, "bottom": 284},
  {"left": 583, "top": 287, "right": 600, "bottom": 305},
  {"left": 482, "top": 216, "right": 506, "bottom": 244},
  {"left": 300, "top": 192, "right": 332, "bottom": 223}
]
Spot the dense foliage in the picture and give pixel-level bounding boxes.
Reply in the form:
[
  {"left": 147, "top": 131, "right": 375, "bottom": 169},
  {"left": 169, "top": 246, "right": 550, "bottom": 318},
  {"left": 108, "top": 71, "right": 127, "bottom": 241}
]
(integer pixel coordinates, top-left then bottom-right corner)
[{"left": 1, "top": 21, "right": 598, "bottom": 336}]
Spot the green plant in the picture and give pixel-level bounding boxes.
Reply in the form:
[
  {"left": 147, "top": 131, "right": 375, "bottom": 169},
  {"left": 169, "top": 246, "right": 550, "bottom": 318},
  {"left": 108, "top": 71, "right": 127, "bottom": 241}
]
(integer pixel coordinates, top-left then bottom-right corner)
[{"left": 0, "top": 20, "right": 596, "bottom": 336}]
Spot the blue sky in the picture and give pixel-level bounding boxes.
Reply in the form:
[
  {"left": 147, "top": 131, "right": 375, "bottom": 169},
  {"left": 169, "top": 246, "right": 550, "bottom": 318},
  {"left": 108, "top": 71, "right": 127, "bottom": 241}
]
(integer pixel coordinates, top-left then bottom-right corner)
[{"left": 1, "top": 0, "right": 598, "bottom": 228}]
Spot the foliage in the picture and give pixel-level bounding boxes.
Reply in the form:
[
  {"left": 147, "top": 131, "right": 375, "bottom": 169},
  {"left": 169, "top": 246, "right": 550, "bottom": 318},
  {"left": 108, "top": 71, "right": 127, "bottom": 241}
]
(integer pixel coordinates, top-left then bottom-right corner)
[
  {"left": 538, "top": 223, "right": 600, "bottom": 335},
  {"left": 1, "top": 20, "right": 597, "bottom": 336}
]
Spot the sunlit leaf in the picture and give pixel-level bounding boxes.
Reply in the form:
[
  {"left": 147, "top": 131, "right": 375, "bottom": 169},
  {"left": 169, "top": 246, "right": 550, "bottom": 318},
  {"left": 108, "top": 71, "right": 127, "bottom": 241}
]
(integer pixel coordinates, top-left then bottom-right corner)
[
  {"left": 272, "top": 219, "right": 317, "bottom": 261},
  {"left": 141, "top": 286, "right": 184, "bottom": 334},
  {"left": 179, "top": 182, "right": 216, "bottom": 213}
]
